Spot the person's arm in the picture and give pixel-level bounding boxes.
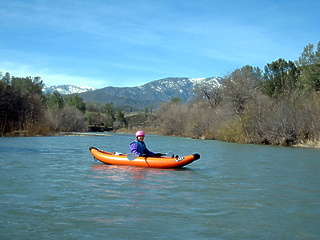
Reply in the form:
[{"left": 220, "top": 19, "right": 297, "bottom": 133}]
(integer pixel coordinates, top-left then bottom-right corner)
[
  {"left": 129, "top": 142, "right": 139, "bottom": 155},
  {"left": 144, "top": 144, "right": 155, "bottom": 156}
]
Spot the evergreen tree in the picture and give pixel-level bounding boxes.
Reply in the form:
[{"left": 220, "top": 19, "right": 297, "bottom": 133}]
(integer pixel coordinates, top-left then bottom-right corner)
[
  {"left": 101, "top": 102, "right": 115, "bottom": 127},
  {"left": 263, "top": 58, "right": 299, "bottom": 97},
  {"left": 46, "top": 91, "right": 65, "bottom": 110},
  {"left": 296, "top": 41, "right": 320, "bottom": 91},
  {"left": 65, "top": 95, "right": 86, "bottom": 113}
]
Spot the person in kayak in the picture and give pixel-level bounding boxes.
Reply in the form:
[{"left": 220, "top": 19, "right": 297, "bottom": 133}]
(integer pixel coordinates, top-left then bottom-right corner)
[{"left": 130, "top": 131, "right": 162, "bottom": 157}]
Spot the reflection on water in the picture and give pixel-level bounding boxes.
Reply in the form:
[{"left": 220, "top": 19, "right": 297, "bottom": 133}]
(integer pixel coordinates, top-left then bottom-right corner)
[
  {"left": 0, "top": 134, "right": 319, "bottom": 239},
  {"left": 89, "top": 164, "right": 190, "bottom": 194}
]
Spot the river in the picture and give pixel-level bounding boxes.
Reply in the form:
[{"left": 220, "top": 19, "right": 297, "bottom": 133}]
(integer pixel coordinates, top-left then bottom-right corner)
[{"left": 0, "top": 133, "right": 319, "bottom": 239}]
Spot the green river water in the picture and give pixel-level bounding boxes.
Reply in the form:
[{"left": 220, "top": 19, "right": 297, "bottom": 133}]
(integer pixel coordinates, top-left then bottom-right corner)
[{"left": 0, "top": 133, "right": 319, "bottom": 239}]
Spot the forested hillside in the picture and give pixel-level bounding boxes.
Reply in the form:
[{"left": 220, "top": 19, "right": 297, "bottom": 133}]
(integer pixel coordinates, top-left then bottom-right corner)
[{"left": 1, "top": 41, "right": 319, "bottom": 147}]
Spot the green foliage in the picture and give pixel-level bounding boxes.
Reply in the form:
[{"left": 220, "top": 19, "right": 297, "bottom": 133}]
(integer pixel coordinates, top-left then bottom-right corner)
[
  {"left": 86, "top": 102, "right": 101, "bottom": 112},
  {"left": 296, "top": 42, "right": 320, "bottom": 91},
  {"left": 170, "top": 97, "right": 182, "bottom": 104},
  {"left": 263, "top": 58, "right": 299, "bottom": 97},
  {"left": 100, "top": 102, "right": 115, "bottom": 127},
  {"left": 0, "top": 74, "right": 46, "bottom": 135},
  {"left": 64, "top": 95, "right": 86, "bottom": 112},
  {"left": 101, "top": 102, "right": 115, "bottom": 118},
  {"left": 0, "top": 72, "right": 11, "bottom": 84},
  {"left": 0, "top": 73, "right": 88, "bottom": 136},
  {"left": 115, "top": 110, "right": 125, "bottom": 123},
  {"left": 11, "top": 76, "right": 44, "bottom": 95},
  {"left": 85, "top": 102, "right": 116, "bottom": 130},
  {"left": 125, "top": 112, "right": 156, "bottom": 128},
  {"left": 116, "top": 105, "right": 141, "bottom": 113},
  {"left": 46, "top": 91, "right": 65, "bottom": 110}
]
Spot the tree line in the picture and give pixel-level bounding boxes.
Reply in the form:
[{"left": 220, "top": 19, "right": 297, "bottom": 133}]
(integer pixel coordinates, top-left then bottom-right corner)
[
  {"left": 156, "top": 42, "right": 320, "bottom": 146},
  {"left": 0, "top": 73, "right": 144, "bottom": 136},
  {"left": 1, "top": 41, "right": 319, "bottom": 147},
  {"left": 0, "top": 74, "right": 88, "bottom": 136}
]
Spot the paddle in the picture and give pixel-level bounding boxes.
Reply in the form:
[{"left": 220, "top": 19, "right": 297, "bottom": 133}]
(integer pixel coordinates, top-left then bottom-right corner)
[
  {"left": 126, "top": 152, "right": 174, "bottom": 161},
  {"left": 165, "top": 151, "right": 174, "bottom": 157},
  {"left": 127, "top": 153, "right": 139, "bottom": 161}
]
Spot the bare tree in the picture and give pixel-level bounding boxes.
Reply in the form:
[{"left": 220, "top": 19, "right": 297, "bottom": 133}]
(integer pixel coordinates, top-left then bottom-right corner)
[
  {"left": 47, "top": 105, "right": 87, "bottom": 132},
  {"left": 194, "top": 81, "right": 223, "bottom": 108},
  {"left": 223, "top": 65, "right": 262, "bottom": 137},
  {"left": 156, "top": 101, "right": 188, "bottom": 136}
]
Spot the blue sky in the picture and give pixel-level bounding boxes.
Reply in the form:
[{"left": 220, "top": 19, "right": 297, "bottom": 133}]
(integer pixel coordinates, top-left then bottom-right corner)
[{"left": 0, "top": 0, "right": 319, "bottom": 88}]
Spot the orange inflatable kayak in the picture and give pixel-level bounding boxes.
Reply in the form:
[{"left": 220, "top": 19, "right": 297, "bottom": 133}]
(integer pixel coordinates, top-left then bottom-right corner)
[{"left": 89, "top": 147, "right": 200, "bottom": 168}]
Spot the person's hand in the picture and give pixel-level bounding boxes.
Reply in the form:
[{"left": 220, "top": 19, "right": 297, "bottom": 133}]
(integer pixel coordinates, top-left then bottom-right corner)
[{"left": 154, "top": 153, "right": 165, "bottom": 156}]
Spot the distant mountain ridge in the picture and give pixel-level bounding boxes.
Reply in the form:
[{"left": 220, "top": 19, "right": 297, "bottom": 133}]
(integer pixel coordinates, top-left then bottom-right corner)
[
  {"left": 78, "top": 77, "right": 222, "bottom": 109},
  {"left": 44, "top": 77, "right": 222, "bottom": 109}
]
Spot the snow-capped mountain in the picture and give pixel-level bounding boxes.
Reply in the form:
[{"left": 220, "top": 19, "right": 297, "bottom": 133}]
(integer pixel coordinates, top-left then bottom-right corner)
[
  {"left": 42, "top": 77, "right": 222, "bottom": 109},
  {"left": 43, "top": 84, "right": 96, "bottom": 95},
  {"left": 78, "top": 77, "right": 222, "bottom": 108}
]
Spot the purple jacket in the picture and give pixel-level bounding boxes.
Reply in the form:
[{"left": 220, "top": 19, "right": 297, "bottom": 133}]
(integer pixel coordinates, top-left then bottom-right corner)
[{"left": 130, "top": 140, "right": 155, "bottom": 156}]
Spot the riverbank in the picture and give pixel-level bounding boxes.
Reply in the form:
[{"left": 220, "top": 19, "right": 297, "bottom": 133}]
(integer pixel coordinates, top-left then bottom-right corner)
[
  {"left": 293, "top": 140, "right": 320, "bottom": 149},
  {"left": 2, "top": 129, "right": 320, "bottom": 149},
  {"left": 114, "top": 128, "right": 320, "bottom": 149}
]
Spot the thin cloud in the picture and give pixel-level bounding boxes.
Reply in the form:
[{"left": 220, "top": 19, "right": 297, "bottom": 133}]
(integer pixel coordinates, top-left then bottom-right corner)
[{"left": 0, "top": 0, "right": 319, "bottom": 88}]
